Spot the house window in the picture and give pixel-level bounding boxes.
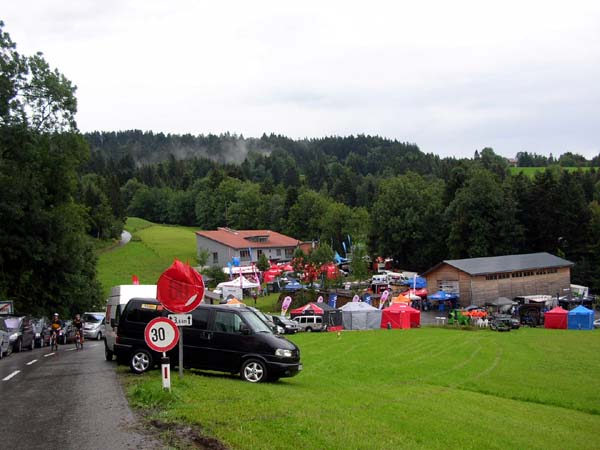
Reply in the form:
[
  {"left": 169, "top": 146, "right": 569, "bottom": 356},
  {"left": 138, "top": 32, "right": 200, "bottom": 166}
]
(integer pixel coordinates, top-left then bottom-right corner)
[
  {"left": 212, "top": 252, "right": 218, "bottom": 264},
  {"left": 240, "top": 249, "right": 250, "bottom": 261},
  {"left": 257, "top": 249, "right": 264, "bottom": 257},
  {"left": 285, "top": 248, "right": 294, "bottom": 258},
  {"left": 276, "top": 249, "right": 281, "bottom": 256}
]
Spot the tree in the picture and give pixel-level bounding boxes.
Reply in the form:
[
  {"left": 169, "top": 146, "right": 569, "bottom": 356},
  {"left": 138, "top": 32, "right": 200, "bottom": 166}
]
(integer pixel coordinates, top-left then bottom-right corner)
[
  {"left": 256, "top": 252, "right": 269, "bottom": 272},
  {"left": 0, "top": 22, "right": 102, "bottom": 313},
  {"left": 349, "top": 243, "right": 369, "bottom": 281}
]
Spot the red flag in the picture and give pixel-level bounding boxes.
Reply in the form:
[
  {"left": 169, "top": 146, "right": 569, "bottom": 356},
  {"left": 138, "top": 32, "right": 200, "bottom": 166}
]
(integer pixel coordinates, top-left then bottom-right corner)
[{"left": 132, "top": 275, "right": 140, "bottom": 285}]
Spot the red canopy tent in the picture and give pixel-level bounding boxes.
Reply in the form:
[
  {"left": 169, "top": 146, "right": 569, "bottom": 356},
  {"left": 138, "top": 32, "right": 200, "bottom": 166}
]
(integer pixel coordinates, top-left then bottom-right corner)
[
  {"left": 544, "top": 306, "right": 568, "bottom": 329},
  {"left": 381, "top": 303, "right": 420, "bottom": 329},
  {"left": 320, "top": 263, "right": 340, "bottom": 279},
  {"left": 290, "top": 302, "right": 325, "bottom": 316}
]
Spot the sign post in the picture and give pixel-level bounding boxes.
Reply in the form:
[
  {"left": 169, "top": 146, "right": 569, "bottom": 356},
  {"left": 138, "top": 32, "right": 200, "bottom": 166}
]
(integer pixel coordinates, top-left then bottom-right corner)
[
  {"left": 156, "top": 259, "right": 205, "bottom": 381},
  {"left": 144, "top": 317, "right": 179, "bottom": 391}
]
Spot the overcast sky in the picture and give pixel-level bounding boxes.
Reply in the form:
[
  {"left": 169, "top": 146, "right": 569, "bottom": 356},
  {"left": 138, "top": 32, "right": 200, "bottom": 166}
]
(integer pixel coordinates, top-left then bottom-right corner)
[{"left": 3, "top": 0, "right": 600, "bottom": 158}]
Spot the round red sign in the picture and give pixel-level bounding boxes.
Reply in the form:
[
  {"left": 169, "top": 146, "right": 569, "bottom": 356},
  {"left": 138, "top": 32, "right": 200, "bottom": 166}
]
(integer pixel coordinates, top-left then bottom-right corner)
[
  {"left": 144, "top": 317, "right": 180, "bottom": 353},
  {"left": 157, "top": 259, "right": 205, "bottom": 313}
]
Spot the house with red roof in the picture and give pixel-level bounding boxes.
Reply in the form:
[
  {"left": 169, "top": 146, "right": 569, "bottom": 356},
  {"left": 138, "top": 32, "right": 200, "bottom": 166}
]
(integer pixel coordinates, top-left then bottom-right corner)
[{"left": 196, "top": 228, "right": 301, "bottom": 267}]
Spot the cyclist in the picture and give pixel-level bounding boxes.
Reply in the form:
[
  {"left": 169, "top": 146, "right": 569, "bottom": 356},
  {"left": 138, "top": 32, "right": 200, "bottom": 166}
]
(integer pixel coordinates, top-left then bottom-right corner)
[
  {"left": 49, "top": 313, "right": 63, "bottom": 348},
  {"left": 72, "top": 314, "right": 84, "bottom": 347}
]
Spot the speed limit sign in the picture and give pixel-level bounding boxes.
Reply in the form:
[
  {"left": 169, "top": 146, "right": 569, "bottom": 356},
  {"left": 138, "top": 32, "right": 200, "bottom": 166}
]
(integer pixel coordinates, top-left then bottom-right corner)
[{"left": 144, "top": 317, "right": 179, "bottom": 353}]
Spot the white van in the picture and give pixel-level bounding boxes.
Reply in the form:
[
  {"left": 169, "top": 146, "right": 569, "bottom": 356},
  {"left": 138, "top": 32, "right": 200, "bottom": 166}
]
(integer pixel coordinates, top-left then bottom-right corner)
[
  {"left": 104, "top": 285, "right": 156, "bottom": 361},
  {"left": 293, "top": 315, "right": 326, "bottom": 332}
]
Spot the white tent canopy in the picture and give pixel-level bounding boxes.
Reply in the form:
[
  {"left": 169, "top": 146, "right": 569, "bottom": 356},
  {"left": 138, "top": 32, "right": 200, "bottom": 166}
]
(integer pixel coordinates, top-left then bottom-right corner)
[
  {"left": 217, "top": 276, "right": 260, "bottom": 289},
  {"left": 340, "top": 301, "right": 382, "bottom": 330}
]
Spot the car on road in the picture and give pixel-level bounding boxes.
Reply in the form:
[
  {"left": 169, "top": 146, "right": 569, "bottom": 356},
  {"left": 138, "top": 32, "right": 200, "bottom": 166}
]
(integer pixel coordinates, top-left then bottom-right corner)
[
  {"left": 114, "top": 299, "right": 302, "bottom": 382},
  {"left": 82, "top": 312, "right": 106, "bottom": 340},
  {"left": 270, "top": 315, "right": 300, "bottom": 334},
  {"left": 0, "top": 317, "right": 12, "bottom": 358},
  {"left": 4, "top": 315, "right": 35, "bottom": 352}
]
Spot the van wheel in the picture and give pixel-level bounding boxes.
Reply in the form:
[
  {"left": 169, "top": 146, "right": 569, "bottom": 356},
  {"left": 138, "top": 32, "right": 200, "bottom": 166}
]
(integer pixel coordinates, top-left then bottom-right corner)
[
  {"left": 104, "top": 342, "right": 113, "bottom": 361},
  {"left": 130, "top": 349, "right": 152, "bottom": 374},
  {"left": 306, "top": 327, "right": 312, "bottom": 332},
  {"left": 240, "top": 359, "right": 267, "bottom": 383},
  {"left": 97, "top": 332, "right": 103, "bottom": 341}
]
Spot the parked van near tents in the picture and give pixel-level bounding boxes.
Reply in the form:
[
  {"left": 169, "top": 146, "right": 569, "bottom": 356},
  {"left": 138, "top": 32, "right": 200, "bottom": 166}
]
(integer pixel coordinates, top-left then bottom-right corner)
[
  {"left": 104, "top": 284, "right": 157, "bottom": 361},
  {"left": 114, "top": 298, "right": 302, "bottom": 382}
]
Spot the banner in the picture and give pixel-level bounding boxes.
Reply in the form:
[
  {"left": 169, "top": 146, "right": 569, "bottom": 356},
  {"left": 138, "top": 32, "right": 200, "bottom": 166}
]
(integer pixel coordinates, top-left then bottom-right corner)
[
  {"left": 352, "top": 294, "right": 360, "bottom": 302},
  {"left": 328, "top": 293, "right": 337, "bottom": 308},
  {"left": 317, "top": 295, "right": 324, "bottom": 303},
  {"left": 281, "top": 296, "right": 292, "bottom": 316},
  {"left": 379, "top": 290, "right": 390, "bottom": 310},
  {"left": 132, "top": 274, "right": 139, "bottom": 285},
  {"left": 363, "top": 294, "right": 372, "bottom": 305}
]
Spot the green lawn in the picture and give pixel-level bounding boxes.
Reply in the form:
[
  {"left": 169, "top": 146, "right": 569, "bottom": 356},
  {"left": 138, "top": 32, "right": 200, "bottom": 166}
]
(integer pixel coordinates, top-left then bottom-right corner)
[
  {"left": 97, "top": 218, "right": 198, "bottom": 297},
  {"left": 509, "top": 166, "right": 592, "bottom": 177},
  {"left": 124, "top": 327, "right": 600, "bottom": 450}
]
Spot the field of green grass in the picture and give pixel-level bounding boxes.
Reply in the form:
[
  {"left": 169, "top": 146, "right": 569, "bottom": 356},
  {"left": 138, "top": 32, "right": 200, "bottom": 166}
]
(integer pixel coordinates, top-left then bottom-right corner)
[
  {"left": 509, "top": 166, "right": 592, "bottom": 177},
  {"left": 97, "top": 218, "right": 198, "bottom": 297},
  {"left": 123, "top": 327, "right": 600, "bottom": 450}
]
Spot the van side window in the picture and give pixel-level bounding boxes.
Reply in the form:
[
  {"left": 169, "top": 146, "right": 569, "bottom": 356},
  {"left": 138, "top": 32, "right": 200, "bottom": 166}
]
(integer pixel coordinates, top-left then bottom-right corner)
[
  {"left": 192, "top": 308, "right": 210, "bottom": 330},
  {"left": 213, "top": 311, "right": 243, "bottom": 333},
  {"left": 126, "top": 305, "right": 159, "bottom": 323}
]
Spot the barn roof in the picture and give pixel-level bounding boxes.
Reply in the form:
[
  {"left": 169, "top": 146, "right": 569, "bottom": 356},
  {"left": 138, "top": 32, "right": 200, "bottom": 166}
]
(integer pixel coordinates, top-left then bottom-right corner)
[{"left": 423, "top": 252, "right": 573, "bottom": 276}]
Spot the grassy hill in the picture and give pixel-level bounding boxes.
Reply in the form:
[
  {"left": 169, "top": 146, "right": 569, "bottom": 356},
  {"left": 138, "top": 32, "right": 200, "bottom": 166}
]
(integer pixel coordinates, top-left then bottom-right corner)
[
  {"left": 509, "top": 166, "right": 592, "bottom": 177},
  {"left": 97, "top": 217, "right": 199, "bottom": 297},
  {"left": 125, "top": 326, "right": 600, "bottom": 450}
]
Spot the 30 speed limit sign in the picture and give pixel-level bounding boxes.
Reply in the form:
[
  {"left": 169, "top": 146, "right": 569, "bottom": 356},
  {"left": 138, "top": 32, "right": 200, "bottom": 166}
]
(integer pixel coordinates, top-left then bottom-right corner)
[{"left": 144, "top": 317, "right": 180, "bottom": 353}]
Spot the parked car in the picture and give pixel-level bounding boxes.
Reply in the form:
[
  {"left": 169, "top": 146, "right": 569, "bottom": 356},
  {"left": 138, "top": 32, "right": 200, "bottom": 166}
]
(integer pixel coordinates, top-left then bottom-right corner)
[
  {"left": 489, "top": 315, "right": 512, "bottom": 332},
  {"left": 246, "top": 307, "right": 281, "bottom": 334},
  {"left": 114, "top": 299, "right": 302, "bottom": 382},
  {"left": 293, "top": 315, "right": 326, "bottom": 332},
  {"left": 82, "top": 312, "right": 106, "bottom": 340},
  {"left": 62, "top": 320, "right": 76, "bottom": 344},
  {"left": 0, "top": 317, "right": 12, "bottom": 358},
  {"left": 31, "top": 318, "right": 48, "bottom": 348},
  {"left": 4, "top": 315, "right": 35, "bottom": 352},
  {"left": 594, "top": 318, "right": 600, "bottom": 329},
  {"left": 270, "top": 315, "right": 300, "bottom": 334}
]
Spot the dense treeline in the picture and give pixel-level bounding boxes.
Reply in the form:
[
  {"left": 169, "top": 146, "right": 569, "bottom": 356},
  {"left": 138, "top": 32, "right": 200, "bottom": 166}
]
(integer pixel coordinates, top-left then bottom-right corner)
[
  {"left": 0, "top": 22, "right": 103, "bottom": 315},
  {"left": 83, "top": 130, "right": 600, "bottom": 294}
]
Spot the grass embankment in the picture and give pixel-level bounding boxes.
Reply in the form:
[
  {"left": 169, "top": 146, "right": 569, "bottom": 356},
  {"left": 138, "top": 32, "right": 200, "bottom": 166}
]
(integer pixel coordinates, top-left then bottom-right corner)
[
  {"left": 124, "top": 327, "right": 600, "bottom": 450},
  {"left": 97, "top": 218, "right": 198, "bottom": 297}
]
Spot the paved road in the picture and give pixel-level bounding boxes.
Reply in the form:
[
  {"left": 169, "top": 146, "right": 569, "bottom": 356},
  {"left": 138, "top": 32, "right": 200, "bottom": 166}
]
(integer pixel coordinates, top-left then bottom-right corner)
[{"left": 0, "top": 341, "right": 161, "bottom": 450}]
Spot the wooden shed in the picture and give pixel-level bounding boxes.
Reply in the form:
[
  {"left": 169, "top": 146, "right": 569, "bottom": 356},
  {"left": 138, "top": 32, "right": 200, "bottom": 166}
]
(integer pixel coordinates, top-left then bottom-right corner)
[{"left": 422, "top": 252, "right": 573, "bottom": 306}]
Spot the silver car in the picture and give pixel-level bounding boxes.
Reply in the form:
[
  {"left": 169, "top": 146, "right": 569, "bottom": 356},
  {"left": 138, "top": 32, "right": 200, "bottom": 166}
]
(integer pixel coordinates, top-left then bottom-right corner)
[
  {"left": 82, "top": 312, "right": 106, "bottom": 340},
  {"left": 0, "top": 317, "right": 11, "bottom": 358}
]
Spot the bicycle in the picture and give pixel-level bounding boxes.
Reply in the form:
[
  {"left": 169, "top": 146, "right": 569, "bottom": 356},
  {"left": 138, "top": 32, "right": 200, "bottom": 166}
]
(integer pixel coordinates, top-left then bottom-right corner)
[
  {"left": 49, "top": 329, "right": 59, "bottom": 352},
  {"left": 74, "top": 328, "right": 84, "bottom": 350}
]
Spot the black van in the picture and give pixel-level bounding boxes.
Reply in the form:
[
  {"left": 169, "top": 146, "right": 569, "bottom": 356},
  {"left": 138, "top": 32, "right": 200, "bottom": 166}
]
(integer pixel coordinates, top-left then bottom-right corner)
[{"left": 114, "top": 299, "right": 302, "bottom": 383}]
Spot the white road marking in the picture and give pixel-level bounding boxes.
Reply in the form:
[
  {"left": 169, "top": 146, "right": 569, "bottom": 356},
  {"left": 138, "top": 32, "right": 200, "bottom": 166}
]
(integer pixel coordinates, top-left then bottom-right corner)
[
  {"left": 26, "top": 359, "right": 38, "bottom": 366},
  {"left": 44, "top": 352, "right": 55, "bottom": 357},
  {"left": 2, "top": 370, "right": 20, "bottom": 381},
  {"left": 88, "top": 344, "right": 98, "bottom": 348},
  {"left": 66, "top": 347, "right": 76, "bottom": 351}
]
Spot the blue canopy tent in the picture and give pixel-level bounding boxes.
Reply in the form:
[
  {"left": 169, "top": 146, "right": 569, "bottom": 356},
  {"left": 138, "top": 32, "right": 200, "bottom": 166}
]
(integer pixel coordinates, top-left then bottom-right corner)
[
  {"left": 428, "top": 290, "right": 458, "bottom": 311},
  {"left": 567, "top": 305, "right": 594, "bottom": 330},
  {"left": 402, "top": 277, "right": 427, "bottom": 289},
  {"left": 282, "top": 280, "right": 304, "bottom": 291}
]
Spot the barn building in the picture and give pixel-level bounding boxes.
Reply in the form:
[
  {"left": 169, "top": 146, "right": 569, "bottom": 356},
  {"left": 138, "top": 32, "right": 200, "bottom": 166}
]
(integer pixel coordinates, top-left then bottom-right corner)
[{"left": 422, "top": 252, "right": 573, "bottom": 306}]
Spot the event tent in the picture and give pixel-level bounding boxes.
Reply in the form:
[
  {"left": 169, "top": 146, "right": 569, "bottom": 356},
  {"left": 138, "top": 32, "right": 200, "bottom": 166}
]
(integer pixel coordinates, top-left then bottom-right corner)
[
  {"left": 402, "top": 276, "right": 427, "bottom": 289},
  {"left": 544, "top": 306, "right": 568, "bottom": 329},
  {"left": 290, "top": 302, "right": 342, "bottom": 328},
  {"left": 217, "top": 276, "right": 260, "bottom": 290},
  {"left": 340, "top": 302, "right": 382, "bottom": 330},
  {"left": 381, "top": 303, "right": 421, "bottom": 329},
  {"left": 567, "top": 305, "right": 594, "bottom": 330},
  {"left": 391, "top": 294, "right": 411, "bottom": 304}
]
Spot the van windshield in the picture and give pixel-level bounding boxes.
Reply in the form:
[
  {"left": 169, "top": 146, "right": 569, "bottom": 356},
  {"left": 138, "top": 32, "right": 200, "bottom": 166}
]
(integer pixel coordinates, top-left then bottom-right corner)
[{"left": 240, "top": 311, "right": 272, "bottom": 333}]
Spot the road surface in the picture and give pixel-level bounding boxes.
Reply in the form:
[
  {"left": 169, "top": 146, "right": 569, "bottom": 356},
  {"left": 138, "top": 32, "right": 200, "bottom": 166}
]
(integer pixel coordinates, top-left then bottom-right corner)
[{"left": 0, "top": 341, "right": 161, "bottom": 450}]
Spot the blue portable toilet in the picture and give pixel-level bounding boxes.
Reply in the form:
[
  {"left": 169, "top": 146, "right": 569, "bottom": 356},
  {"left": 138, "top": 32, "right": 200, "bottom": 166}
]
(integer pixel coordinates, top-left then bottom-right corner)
[{"left": 567, "top": 305, "right": 594, "bottom": 330}]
